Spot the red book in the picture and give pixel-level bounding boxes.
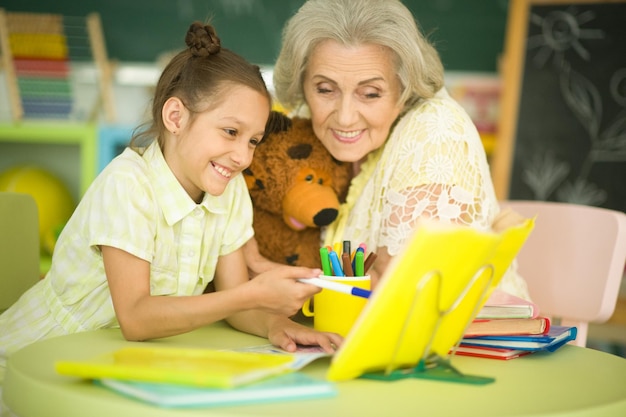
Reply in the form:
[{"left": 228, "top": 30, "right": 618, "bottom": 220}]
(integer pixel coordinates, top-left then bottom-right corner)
[{"left": 453, "top": 345, "right": 533, "bottom": 360}]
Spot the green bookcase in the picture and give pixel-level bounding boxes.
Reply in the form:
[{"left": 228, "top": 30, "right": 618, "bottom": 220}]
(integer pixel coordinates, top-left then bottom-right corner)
[{"left": 0, "top": 122, "right": 97, "bottom": 274}]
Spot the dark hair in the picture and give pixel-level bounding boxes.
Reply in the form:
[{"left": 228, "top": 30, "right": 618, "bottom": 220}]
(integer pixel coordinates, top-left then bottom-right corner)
[{"left": 131, "top": 22, "right": 270, "bottom": 150}]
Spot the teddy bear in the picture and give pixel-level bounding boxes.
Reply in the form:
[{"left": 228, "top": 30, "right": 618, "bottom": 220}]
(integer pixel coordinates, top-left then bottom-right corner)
[{"left": 243, "top": 111, "right": 352, "bottom": 267}]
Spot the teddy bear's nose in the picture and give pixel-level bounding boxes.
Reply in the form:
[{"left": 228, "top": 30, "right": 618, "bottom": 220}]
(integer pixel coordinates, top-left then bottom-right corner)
[{"left": 313, "top": 208, "right": 339, "bottom": 227}]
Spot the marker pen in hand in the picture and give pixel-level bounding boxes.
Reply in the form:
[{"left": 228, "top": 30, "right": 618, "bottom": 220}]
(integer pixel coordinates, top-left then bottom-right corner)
[{"left": 297, "top": 277, "right": 371, "bottom": 299}]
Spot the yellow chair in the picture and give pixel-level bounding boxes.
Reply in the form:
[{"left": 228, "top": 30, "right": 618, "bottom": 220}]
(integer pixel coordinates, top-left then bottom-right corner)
[
  {"left": 500, "top": 200, "right": 626, "bottom": 347},
  {"left": 0, "top": 192, "right": 41, "bottom": 312}
]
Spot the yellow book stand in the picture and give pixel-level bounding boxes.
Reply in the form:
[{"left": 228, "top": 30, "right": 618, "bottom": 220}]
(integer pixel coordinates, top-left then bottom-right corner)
[{"left": 327, "top": 218, "right": 535, "bottom": 385}]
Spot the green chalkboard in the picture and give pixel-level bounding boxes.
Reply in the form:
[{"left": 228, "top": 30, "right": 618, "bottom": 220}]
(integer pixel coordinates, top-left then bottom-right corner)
[
  {"left": 1, "top": 0, "right": 508, "bottom": 71},
  {"left": 492, "top": 0, "right": 626, "bottom": 212}
]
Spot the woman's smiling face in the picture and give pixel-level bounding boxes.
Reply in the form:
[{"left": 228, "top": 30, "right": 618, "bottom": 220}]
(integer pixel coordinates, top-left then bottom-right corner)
[{"left": 302, "top": 39, "right": 404, "bottom": 163}]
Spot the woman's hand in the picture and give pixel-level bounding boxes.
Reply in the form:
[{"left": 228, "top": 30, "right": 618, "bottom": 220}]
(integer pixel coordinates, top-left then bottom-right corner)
[
  {"left": 367, "top": 248, "right": 391, "bottom": 289},
  {"left": 492, "top": 208, "right": 527, "bottom": 233},
  {"left": 266, "top": 316, "right": 343, "bottom": 354}
]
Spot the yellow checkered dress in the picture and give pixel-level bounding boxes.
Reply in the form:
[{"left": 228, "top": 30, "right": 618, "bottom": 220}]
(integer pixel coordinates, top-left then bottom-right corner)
[{"left": 0, "top": 142, "right": 254, "bottom": 378}]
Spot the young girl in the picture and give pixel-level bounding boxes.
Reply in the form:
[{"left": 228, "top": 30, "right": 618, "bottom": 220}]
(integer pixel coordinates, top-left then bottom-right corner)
[{"left": 0, "top": 22, "right": 341, "bottom": 379}]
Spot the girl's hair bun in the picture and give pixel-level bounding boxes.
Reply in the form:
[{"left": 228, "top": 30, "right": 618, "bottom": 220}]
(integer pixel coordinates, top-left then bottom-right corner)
[{"left": 185, "top": 22, "right": 221, "bottom": 57}]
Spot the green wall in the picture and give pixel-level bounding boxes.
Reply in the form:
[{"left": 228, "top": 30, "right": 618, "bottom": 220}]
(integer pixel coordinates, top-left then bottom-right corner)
[{"left": 2, "top": 0, "right": 508, "bottom": 71}]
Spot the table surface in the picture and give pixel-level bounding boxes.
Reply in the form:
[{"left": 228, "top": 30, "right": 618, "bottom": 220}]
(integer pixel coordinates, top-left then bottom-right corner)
[{"left": 4, "top": 321, "right": 626, "bottom": 417}]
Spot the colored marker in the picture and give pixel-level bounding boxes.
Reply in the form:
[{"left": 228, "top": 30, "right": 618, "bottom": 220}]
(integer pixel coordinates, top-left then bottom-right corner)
[
  {"left": 333, "top": 242, "right": 342, "bottom": 255},
  {"left": 342, "top": 252, "right": 354, "bottom": 276},
  {"left": 363, "top": 252, "right": 378, "bottom": 274},
  {"left": 353, "top": 247, "right": 364, "bottom": 272},
  {"left": 298, "top": 277, "right": 371, "bottom": 299},
  {"left": 319, "top": 247, "right": 332, "bottom": 276},
  {"left": 355, "top": 250, "right": 365, "bottom": 276},
  {"left": 329, "top": 250, "right": 344, "bottom": 276},
  {"left": 343, "top": 240, "right": 351, "bottom": 257}
]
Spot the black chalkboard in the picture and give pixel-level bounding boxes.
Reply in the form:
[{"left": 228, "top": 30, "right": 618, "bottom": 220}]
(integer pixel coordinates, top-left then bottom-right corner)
[
  {"left": 492, "top": 0, "right": 626, "bottom": 212},
  {"left": 0, "top": 0, "right": 508, "bottom": 71}
]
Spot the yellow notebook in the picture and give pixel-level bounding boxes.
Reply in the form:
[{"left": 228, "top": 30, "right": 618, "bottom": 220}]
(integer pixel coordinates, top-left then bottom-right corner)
[
  {"left": 55, "top": 346, "right": 295, "bottom": 388},
  {"left": 327, "top": 218, "right": 534, "bottom": 381}
]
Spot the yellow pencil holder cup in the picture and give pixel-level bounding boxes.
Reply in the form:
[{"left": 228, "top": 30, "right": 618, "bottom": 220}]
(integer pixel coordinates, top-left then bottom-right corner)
[{"left": 301, "top": 275, "right": 371, "bottom": 337}]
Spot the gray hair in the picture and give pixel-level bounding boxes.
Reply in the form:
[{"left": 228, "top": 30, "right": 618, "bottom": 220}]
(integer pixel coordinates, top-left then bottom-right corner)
[{"left": 273, "top": 0, "right": 445, "bottom": 112}]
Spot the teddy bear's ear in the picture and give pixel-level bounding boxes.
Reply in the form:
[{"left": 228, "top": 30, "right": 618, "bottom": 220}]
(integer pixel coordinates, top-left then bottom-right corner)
[
  {"left": 287, "top": 143, "right": 313, "bottom": 160},
  {"left": 264, "top": 111, "right": 292, "bottom": 137}
]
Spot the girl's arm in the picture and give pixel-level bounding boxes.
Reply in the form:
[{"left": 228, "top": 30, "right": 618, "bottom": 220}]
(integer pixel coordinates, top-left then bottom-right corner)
[
  {"left": 102, "top": 245, "right": 340, "bottom": 351},
  {"left": 103, "top": 245, "right": 254, "bottom": 341},
  {"left": 242, "top": 236, "right": 283, "bottom": 277}
]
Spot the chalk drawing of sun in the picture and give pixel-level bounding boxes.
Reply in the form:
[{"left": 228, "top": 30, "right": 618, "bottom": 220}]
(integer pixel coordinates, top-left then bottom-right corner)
[{"left": 526, "top": 7, "right": 605, "bottom": 67}]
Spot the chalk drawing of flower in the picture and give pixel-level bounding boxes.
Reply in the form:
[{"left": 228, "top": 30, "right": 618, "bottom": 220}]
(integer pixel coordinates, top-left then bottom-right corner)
[
  {"left": 559, "top": 64, "right": 602, "bottom": 140},
  {"left": 556, "top": 178, "right": 607, "bottom": 206},
  {"left": 599, "top": 69, "right": 626, "bottom": 156},
  {"left": 521, "top": 152, "right": 569, "bottom": 200}
]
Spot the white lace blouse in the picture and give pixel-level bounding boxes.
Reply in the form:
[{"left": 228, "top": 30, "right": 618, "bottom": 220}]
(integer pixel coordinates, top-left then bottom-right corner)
[{"left": 322, "top": 88, "right": 530, "bottom": 299}]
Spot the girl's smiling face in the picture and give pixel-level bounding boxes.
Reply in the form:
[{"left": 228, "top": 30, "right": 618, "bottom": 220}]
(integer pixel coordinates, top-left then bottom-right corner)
[
  {"left": 163, "top": 85, "right": 270, "bottom": 203},
  {"left": 302, "top": 39, "right": 404, "bottom": 163}
]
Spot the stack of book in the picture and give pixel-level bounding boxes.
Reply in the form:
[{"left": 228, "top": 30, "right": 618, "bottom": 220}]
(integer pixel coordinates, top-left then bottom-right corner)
[
  {"left": 453, "top": 290, "right": 577, "bottom": 360},
  {"left": 55, "top": 344, "right": 336, "bottom": 408}
]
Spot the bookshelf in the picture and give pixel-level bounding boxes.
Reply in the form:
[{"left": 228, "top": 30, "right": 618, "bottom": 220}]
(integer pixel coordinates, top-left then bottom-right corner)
[{"left": 0, "top": 122, "right": 96, "bottom": 274}]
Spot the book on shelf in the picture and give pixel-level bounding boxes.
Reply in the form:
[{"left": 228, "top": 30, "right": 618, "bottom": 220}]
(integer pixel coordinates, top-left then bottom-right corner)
[
  {"left": 475, "top": 289, "right": 539, "bottom": 319},
  {"left": 56, "top": 344, "right": 327, "bottom": 389},
  {"left": 463, "top": 316, "right": 550, "bottom": 337},
  {"left": 96, "top": 372, "right": 336, "bottom": 408},
  {"left": 460, "top": 325, "right": 577, "bottom": 352},
  {"left": 452, "top": 345, "right": 533, "bottom": 360}
]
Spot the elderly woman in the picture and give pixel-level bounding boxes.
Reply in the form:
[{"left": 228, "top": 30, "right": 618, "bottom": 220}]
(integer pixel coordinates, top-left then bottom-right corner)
[{"left": 247, "top": 0, "right": 529, "bottom": 299}]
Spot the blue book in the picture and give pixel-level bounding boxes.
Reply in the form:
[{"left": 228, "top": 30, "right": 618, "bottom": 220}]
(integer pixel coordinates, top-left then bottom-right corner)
[
  {"left": 460, "top": 325, "right": 577, "bottom": 352},
  {"left": 96, "top": 372, "right": 336, "bottom": 408}
]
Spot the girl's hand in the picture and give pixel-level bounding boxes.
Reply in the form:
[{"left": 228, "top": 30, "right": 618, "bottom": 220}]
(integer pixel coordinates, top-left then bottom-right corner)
[
  {"left": 267, "top": 317, "right": 343, "bottom": 354},
  {"left": 248, "top": 266, "right": 323, "bottom": 317}
]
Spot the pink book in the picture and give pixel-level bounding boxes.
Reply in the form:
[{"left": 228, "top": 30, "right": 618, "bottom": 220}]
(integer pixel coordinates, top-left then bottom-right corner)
[{"left": 476, "top": 290, "right": 539, "bottom": 319}]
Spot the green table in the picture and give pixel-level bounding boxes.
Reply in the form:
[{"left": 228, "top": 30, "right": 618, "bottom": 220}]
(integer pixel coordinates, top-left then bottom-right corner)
[{"left": 4, "top": 321, "right": 626, "bottom": 417}]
